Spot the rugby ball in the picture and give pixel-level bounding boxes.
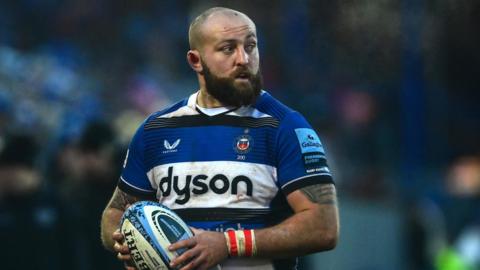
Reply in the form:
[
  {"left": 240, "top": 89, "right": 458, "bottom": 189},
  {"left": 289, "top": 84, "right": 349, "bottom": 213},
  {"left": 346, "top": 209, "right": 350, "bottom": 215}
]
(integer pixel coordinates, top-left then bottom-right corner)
[{"left": 120, "top": 201, "right": 193, "bottom": 270}]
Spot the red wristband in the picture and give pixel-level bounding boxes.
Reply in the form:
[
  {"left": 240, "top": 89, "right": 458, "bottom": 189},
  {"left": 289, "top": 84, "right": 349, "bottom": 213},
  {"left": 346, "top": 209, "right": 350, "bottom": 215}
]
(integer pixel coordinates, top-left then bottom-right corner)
[
  {"left": 227, "top": 230, "right": 238, "bottom": 257},
  {"left": 244, "top": 229, "right": 253, "bottom": 257}
]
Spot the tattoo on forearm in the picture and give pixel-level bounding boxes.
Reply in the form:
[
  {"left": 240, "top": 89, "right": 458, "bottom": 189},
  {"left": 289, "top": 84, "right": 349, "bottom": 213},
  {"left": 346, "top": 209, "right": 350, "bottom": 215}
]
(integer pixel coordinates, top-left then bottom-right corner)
[
  {"left": 300, "top": 184, "right": 337, "bottom": 205},
  {"left": 109, "top": 188, "right": 140, "bottom": 210}
]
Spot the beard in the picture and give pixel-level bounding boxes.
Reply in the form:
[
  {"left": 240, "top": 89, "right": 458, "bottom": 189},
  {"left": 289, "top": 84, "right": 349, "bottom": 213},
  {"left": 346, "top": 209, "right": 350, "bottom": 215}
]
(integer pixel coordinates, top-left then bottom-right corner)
[{"left": 201, "top": 62, "right": 263, "bottom": 107}]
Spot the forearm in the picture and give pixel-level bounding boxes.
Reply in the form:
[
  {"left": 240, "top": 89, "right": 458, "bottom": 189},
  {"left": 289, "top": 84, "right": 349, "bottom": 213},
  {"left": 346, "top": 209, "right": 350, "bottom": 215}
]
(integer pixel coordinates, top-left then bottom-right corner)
[
  {"left": 230, "top": 184, "right": 340, "bottom": 259},
  {"left": 101, "top": 206, "right": 124, "bottom": 251},
  {"left": 100, "top": 187, "right": 143, "bottom": 251},
  {"left": 255, "top": 204, "right": 338, "bottom": 258},
  {"left": 169, "top": 184, "right": 339, "bottom": 270}
]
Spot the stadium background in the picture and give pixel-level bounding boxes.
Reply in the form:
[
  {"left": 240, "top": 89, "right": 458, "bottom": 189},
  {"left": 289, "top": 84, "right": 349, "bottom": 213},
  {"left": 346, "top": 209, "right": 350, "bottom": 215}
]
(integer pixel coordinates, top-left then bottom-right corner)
[{"left": 0, "top": 0, "right": 479, "bottom": 269}]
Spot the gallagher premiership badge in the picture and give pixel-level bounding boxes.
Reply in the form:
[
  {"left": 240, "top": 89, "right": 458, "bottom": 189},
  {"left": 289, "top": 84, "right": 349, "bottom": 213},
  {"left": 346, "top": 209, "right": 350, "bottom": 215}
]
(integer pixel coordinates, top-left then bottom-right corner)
[{"left": 294, "top": 128, "right": 326, "bottom": 172}]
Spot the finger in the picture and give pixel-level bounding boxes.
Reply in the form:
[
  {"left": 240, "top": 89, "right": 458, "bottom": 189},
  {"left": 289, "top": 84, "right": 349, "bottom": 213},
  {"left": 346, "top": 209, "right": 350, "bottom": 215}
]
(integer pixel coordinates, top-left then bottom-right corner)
[
  {"left": 179, "top": 253, "right": 206, "bottom": 270},
  {"left": 113, "top": 230, "right": 125, "bottom": 241},
  {"left": 117, "top": 252, "right": 132, "bottom": 261},
  {"left": 169, "top": 237, "right": 197, "bottom": 251},
  {"left": 180, "top": 258, "right": 202, "bottom": 270},
  {"left": 114, "top": 242, "right": 130, "bottom": 254},
  {"left": 170, "top": 247, "right": 200, "bottom": 269},
  {"left": 178, "top": 258, "right": 196, "bottom": 270}
]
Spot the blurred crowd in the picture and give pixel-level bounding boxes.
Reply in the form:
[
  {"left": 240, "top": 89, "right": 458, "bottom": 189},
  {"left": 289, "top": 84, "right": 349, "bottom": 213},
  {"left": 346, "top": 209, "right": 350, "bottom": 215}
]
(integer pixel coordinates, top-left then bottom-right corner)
[{"left": 0, "top": 1, "right": 479, "bottom": 269}]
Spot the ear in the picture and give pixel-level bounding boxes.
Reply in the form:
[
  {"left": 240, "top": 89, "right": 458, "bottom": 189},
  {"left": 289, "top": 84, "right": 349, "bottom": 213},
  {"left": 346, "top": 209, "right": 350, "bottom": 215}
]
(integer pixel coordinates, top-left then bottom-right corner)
[{"left": 187, "top": 50, "right": 203, "bottom": 73}]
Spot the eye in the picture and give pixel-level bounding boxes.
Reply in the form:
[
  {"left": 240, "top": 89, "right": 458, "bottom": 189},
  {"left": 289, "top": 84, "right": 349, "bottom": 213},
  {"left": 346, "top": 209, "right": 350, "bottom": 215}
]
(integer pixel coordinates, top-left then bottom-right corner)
[
  {"left": 221, "top": 45, "right": 234, "bottom": 54},
  {"left": 245, "top": 42, "right": 257, "bottom": 53}
]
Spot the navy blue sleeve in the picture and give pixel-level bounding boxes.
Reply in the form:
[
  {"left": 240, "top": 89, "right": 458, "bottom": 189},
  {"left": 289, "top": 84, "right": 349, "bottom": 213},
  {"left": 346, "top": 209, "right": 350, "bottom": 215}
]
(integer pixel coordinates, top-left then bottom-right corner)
[
  {"left": 276, "top": 112, "right": 334, "bottom": 195},
  {"left": 118, "top": 123, "right": 156, "bottom": 197}
]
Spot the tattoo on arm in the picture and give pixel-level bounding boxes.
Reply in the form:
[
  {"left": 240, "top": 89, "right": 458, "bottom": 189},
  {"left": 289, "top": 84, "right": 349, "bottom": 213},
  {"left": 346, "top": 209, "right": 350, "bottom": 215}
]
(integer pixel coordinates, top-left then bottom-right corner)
[
  {"left": 300, "top": 184, "right": 337, "bottom": 205},
  {"left": 108, "top": 188, "right": 141, "bottom": 211}
]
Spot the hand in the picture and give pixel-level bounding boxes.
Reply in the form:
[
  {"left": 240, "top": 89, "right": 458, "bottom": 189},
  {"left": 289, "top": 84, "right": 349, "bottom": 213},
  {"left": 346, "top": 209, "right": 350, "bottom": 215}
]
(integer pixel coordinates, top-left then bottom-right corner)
[
  {"left": 168, "top": 228, "right": 228, "bottom": 270},
  {"left": 112, "top": 229, "right": 136, "bottom": 270}
]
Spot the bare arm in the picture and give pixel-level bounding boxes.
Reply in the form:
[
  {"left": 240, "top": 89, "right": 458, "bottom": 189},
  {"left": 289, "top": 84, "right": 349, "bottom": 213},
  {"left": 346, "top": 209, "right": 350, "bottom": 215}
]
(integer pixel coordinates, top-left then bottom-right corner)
[
  {"left": 255, "top": 183, "right": 339, "bottom": 257},
  {"left": 170, "top": 183, "right": 339, "bottom": 270},
  {"left": 100, "top": 187, "right": 142, "bottom": 251}
]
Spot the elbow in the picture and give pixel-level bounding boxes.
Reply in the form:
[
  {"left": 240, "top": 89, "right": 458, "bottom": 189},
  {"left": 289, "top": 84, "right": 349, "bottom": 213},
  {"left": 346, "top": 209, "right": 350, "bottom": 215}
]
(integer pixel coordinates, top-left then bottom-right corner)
[
  {"left": 322, "top": 227, "right": 339, "bottom": 251},
  {"left": 315, "top": 222, "right": 339, "bottom": 251}
]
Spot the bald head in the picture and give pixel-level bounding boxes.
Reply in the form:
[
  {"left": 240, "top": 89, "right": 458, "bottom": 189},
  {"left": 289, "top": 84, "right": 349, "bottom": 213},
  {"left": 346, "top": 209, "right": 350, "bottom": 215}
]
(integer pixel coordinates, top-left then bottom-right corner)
[{"left": 188, "top": 7, "right": 255, "bottom": 50}]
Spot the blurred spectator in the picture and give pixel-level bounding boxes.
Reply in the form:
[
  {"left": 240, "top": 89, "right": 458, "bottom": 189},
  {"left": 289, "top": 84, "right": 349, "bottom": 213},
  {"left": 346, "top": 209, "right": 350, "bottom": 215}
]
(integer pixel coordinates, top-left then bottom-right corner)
[
  {"left": 0, "top": 133, "right": 71, "bottom": 270},
  {"left": 408, "top": 156, "right": 480, "bottom": 270},
  {"left": 436, "top": 157, "right": 480, "bottom": 270},
  {"left": 329, "top": 87, "right": 395, "bottom": 201},
  {"left": 55, "top": 121, "right": 124, "bottom": 270}
]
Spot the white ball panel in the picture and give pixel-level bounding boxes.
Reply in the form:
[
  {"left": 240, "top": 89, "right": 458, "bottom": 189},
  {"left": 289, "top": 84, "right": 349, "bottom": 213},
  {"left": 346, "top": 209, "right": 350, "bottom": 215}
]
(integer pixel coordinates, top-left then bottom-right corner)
[{"left": 121, "top": 218, "right": 170, "bottom": 270}]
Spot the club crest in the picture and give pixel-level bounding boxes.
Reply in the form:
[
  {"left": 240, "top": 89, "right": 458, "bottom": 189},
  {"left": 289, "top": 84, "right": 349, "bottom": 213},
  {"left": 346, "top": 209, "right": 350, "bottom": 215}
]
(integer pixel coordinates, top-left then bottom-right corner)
[{"left": 234, "top": 135, "right": 252, "bottom": 154}]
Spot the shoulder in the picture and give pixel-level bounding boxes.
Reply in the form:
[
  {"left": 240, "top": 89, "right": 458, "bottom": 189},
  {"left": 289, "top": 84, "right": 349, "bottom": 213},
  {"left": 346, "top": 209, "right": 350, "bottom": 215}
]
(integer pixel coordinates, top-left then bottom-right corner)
[
  {"left": 254, "top": 91, "right": 307, "bottom": 125},
  {"left": 140, "top": 96, "right": 194, "bottom": 128},
  {"left": 147, "top": 98, "right": 190, "bottom": 121}
]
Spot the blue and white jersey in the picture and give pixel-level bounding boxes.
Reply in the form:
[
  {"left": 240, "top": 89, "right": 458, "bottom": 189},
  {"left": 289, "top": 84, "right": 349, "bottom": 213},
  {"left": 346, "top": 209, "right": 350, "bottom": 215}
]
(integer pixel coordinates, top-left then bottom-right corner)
[{"left": 119, "top": 90, "right": 333, "bottom": 270}]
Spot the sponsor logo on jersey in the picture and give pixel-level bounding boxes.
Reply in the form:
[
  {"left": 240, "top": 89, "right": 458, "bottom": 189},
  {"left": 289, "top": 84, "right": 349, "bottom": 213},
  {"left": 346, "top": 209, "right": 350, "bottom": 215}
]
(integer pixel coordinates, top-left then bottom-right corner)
[
  {"left": 234, "top": 135, "right": 252, "bottom": 154},
  {"left": 294, "top": 128, "right": 324, "bottom": 154},
  {"left": 159, "top": 166, "right": 253, "bottom": 204},
  {"left": 294, "top": 128, "right": 328, "bottom": 172},
  {"left": 163, "top": 139, "right": 181, "bottom": 154}
]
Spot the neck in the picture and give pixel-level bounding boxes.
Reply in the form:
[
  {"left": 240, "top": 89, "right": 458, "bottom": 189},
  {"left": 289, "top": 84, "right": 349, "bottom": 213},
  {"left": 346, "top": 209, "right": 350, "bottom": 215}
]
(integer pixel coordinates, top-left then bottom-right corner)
[{"left": 197, "top": 87, "right": 225, "bottom": 108}]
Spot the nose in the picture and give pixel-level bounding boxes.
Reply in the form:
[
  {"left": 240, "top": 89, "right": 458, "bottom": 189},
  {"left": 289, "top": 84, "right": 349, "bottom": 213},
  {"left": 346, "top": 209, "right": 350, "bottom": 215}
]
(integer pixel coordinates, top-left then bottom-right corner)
[{"left": 235, "top": 47, "right": 249, "bottom": 66}]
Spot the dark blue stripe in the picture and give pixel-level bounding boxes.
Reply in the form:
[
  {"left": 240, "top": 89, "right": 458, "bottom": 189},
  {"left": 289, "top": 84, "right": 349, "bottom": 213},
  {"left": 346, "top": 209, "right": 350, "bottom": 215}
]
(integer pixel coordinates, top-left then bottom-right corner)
[
  {"left": 282, "top": 175, "right": 334, "bottom": 195},
  {"left": 143, "top": 126, "right": 277, "bottom": 171},
  {"left": 145, "top": 115, "right": 279, "bottom": 129}
]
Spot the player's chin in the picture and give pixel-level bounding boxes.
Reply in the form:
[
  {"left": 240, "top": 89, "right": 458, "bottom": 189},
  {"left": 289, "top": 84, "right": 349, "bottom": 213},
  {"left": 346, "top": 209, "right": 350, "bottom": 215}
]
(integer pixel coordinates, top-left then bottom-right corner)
[{"left": 233, "top": 79, "right": 253, "bottom": 91}]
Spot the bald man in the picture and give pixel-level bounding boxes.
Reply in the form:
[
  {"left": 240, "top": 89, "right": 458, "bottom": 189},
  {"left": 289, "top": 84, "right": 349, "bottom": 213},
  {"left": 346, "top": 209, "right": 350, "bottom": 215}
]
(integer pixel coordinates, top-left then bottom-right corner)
[{"left": 101, "top": 7, "right": 339, "bottom": 270}]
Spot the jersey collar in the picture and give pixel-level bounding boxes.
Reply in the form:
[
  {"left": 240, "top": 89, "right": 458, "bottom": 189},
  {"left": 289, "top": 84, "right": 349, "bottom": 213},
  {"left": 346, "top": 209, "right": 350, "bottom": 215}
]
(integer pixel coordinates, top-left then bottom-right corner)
[{"left": 188, "top": 91, "right": 238, "bottom": 116}]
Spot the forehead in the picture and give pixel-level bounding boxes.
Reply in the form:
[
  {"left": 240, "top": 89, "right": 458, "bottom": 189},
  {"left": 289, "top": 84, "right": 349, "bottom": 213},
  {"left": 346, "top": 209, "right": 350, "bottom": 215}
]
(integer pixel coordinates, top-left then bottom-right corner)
[{"left": 201, "top": 13, "right": 257, "bottom": 43}]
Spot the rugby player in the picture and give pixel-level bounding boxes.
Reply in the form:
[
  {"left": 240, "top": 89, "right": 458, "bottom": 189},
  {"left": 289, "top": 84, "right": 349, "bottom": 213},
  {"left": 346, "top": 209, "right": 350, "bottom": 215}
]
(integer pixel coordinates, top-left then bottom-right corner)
[{"left": 101, "top": 7, "right": 339, "bottom": 270}]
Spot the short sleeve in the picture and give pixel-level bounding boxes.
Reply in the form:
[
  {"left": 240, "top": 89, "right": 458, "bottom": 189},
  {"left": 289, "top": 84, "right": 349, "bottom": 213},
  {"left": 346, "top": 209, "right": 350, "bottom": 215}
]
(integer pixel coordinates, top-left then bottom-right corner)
[
  {"left": 118, "top": 124, "right": 156, "bottom": 197},
  {"left": 276, "top": 112, "right": 334, "bottom": 195}
]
